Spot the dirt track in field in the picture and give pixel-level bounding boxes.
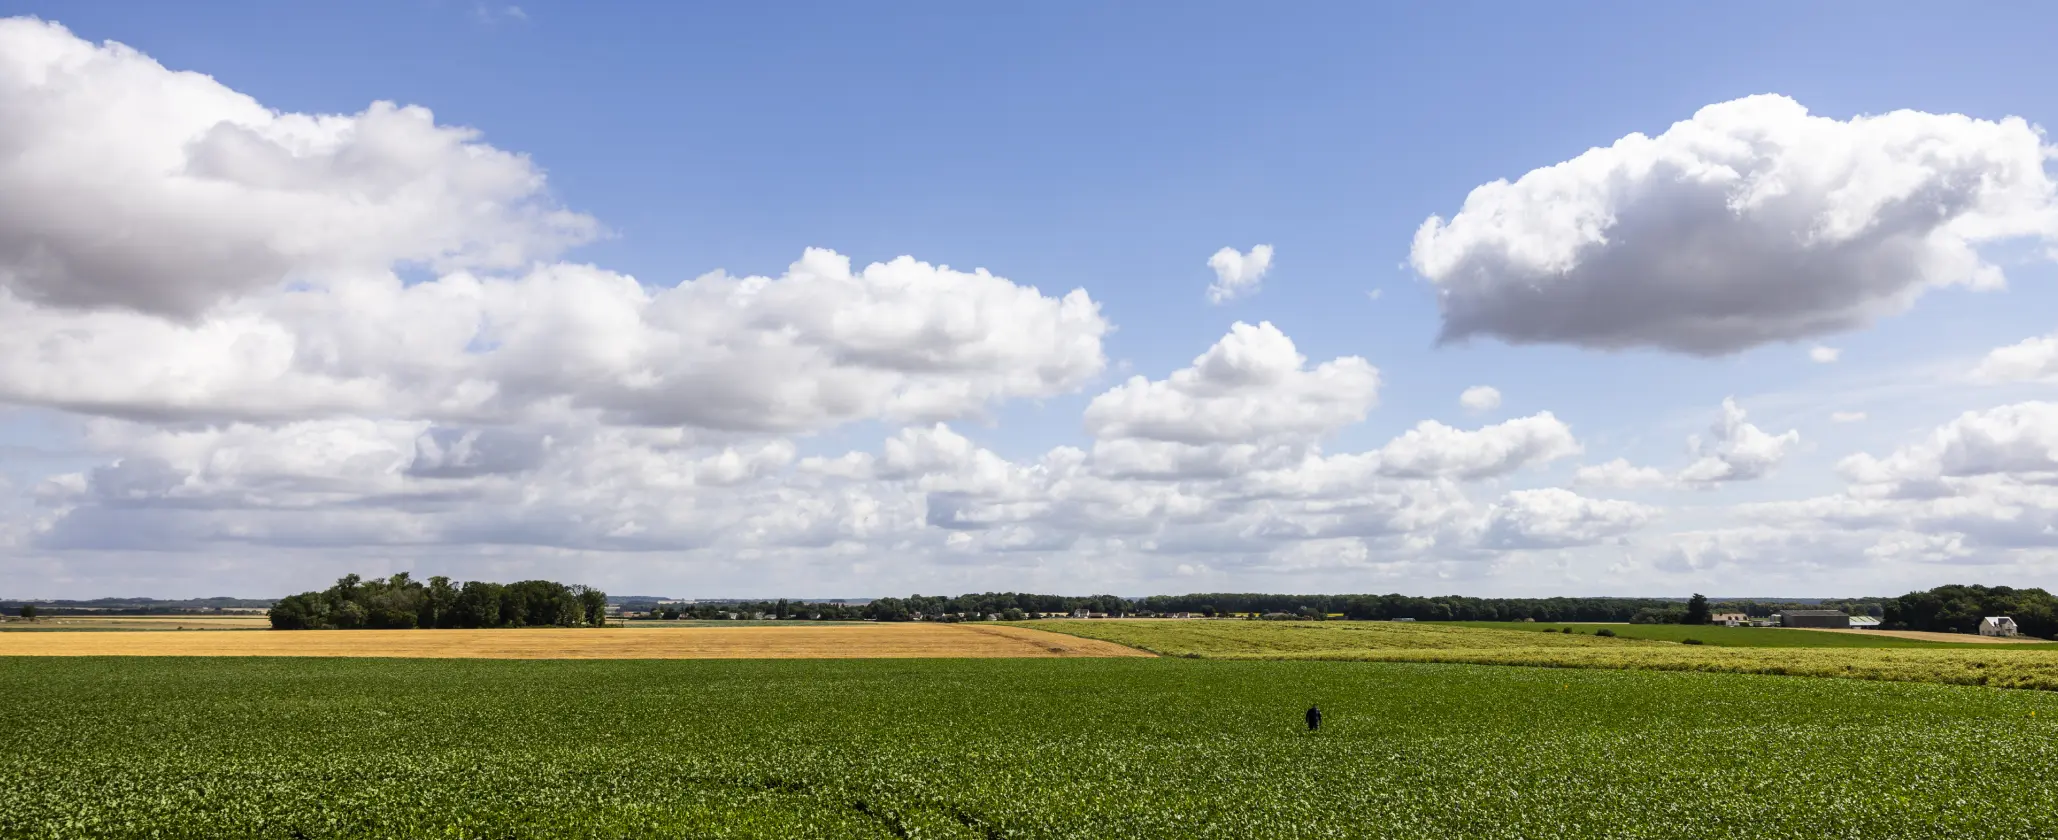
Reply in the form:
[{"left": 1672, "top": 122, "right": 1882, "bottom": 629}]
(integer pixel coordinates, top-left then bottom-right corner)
[
  {"left": 1779, "top": 627, "right": 2049, "bottom": 644},
  {"left": 0, "top": 623, "right": 1154, "bottom": 659}
]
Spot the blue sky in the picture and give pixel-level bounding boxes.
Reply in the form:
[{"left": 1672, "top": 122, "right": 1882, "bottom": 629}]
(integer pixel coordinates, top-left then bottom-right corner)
[{"left": 4, "top": 1, "right": 2058, "bottom": 598}]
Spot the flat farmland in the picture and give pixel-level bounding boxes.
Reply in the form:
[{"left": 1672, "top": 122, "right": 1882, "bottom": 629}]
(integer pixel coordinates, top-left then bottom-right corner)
[
  {"left": 0, "top": 622, "right": 1150, "bottom": 659},
  {"left": 1023, "top": 620, "right": 2058, "bottom": 690},
  {"left": 4, "top": 657, "right": 2055, "bottom": 839}
]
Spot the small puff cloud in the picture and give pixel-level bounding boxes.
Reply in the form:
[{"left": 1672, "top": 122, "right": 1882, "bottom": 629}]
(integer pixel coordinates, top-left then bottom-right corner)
[
  {"left": 1678, "top": 398, "right": 1800, "bottom": 484},
  {"left": 1573, "top": 458, "right": 1671, "bottom": 490},
  {"left": 1206, "top": 245, "right": 1274, "bottom": 304},
  {"left": 1459, "top": 385, "right": 1502, "bottom": 412},
  {"left": 1084, "top": 321, "right": 1377, "bottom": 448},
  {"left": 1809, "top": 346, "right": 1842, "bottom": 364},
  {"left": 1373, "top": 412, "right": 1582, "bottom": 481},
  {"left": 1411, "top": 94, "right": 2058, "bottom": 355}
]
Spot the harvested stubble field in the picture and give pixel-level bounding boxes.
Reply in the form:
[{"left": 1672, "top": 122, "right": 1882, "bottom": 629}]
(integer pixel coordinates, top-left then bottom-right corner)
[
  {"left": 1023, "top": 619, "right": 2058, "bottom": 690},
  {"left": 4, "top": 656, "right": 2055, "bottom": 839},
  {"left": 0, "top": 623, "right": 1149, "bottom": 659}
]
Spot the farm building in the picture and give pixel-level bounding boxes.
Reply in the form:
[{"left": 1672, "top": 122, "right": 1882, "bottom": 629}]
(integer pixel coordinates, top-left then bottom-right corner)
[
  {"left": 1711, "top": 613, "right": 1748, "bottom": 626},
  {"left": 1847, "top": 616, "right": 1882, "bottom": 629},
  {"left": 1980, "top": 616, "right": 2019, "bottom": 637},
  {"left": 1777, "top": 610, "right": 1849, "bottom": 629}
]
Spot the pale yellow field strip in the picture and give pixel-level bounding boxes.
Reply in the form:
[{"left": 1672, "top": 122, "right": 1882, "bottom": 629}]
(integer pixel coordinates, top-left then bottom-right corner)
[
  {"left": 1776, "top": 627, "right": 2050, "bottom": 644},
  {"left": 2, "top": 616, "right": 273, "bottom": 631},
  {"left": 0, "top": 622, "right": 1154, "bottom": 659}
]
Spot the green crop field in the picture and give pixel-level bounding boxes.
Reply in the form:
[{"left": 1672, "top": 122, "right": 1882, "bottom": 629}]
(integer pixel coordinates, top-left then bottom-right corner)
[
  {"left": 1426, "top": 621, "right": 2058, "bottom": 648},
  {"left": 1020, "top": 620, "right": 2058, "bottom": 690},
  {"left": 5, "top": 656, "right": 2058, "bottom": 839}
]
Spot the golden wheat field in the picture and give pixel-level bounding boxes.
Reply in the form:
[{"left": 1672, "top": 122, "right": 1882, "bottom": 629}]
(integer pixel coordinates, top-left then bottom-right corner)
[{"left": 0, "top": 622, "right": 1153, "bottom": 659}]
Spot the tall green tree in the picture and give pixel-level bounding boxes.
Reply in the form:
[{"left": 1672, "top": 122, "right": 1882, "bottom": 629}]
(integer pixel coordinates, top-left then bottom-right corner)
[{"left": 1684, "top": 594, "right": 1711, "bottom": 625}]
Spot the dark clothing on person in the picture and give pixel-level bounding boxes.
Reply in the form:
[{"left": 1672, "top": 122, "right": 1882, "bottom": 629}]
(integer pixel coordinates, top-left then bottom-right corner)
[{"left": 1306, "top": 705, "right": 1322, "bottom": 731}]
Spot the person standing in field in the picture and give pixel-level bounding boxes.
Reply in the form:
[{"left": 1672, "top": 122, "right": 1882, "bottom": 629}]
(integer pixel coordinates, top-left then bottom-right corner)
[{"left": 1306, "top": 704, "right": 1322, "bottom": 732}]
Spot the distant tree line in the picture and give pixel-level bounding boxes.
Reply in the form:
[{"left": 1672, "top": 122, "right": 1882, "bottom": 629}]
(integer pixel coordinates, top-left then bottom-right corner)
[
  {"left": 629, "top": 592, "right": 1898, "bottom": 624},
  {"left": 268, "top": 573, "right": 607, "bottom": 630},
  {"left": 0, "top": 596, "right": 273, "bottom": 616},
  {"left": 639, "top": 592, "right": 1133, "bottom": 622},
  {"left": 1885, "top": 584, "right": 2056, "bottom": 639},
  {"left": 1131, "top": 593, "right": 1886, "bottom": 623}
]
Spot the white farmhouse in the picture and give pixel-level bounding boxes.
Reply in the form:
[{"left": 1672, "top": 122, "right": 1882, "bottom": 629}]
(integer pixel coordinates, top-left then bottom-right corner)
[{"left": 1980, "top": 616, "right": 2019, "bottom": 638}]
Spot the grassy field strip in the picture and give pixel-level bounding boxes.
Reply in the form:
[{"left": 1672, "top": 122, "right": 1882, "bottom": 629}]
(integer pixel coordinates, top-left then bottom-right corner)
[
  {"left": 1431, "top": 620, "right": 2058, "bottom": 648},
  {"left": 1021, "top": 620, "right": 2058, "bottom": 690},
  {"left": 0, "top": 623, "right": 1152, "bottom": 659}
]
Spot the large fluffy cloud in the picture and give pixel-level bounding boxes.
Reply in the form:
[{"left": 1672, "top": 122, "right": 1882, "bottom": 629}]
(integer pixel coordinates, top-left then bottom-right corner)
[
  {"left": 1838, "top": 401, "right": 2058, "bottom": 490},
  {"left": 0, "top": 18, "right": 596, "bottom": 317},
  {"left": 0, "top": 250, "right": 1108, "bottom": 431},
  {"left": 1412, "top": 94, "right": 2058, "bottom": 355}
]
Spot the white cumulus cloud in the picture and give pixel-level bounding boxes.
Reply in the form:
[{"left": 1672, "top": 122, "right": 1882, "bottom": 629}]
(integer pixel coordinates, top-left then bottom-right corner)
[
  {"left": 1411, "top": 94, "right": 2058, "bottom": 355},
  {"left": 0, "top": 18, "right": 597, "bottom": 317},
  {"left": 1809, "top": 346, "right": 1842, "bottom": 363},
  {"left": 1372, "top": 412, "right": 1582, "bottom": 481},
  {"left": 1838, "top": 401, "right": 2058, "bottom": 488},
  {"left": 1573, "top": 458, "right": 1671, "bottom": 489},
  {"left": 1678, "top": 398, "right": 1800, "bottom": 484},
  {"left": 1458, "top": 385, "right": 1502, "bottom": 412},
  {"left": 1205, "top": 244, "right": 1274, "bottom": 304},
  {"left": 1084, "top": 321, "right": 1376, "bottom": 448},
  {"left": 1480, "top": 488, "right": 1657, "bottom": 549},
  {"left": 0, "top": 250, "right": 1109, "bottom": 432},
  {"left": 1973, "top": 334, "right": 2058, "bottom": 383}
]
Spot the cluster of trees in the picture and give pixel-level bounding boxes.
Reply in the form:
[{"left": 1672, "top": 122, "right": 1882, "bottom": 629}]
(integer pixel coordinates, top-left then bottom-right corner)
[
  {"left": 268, "top": 573, "right": 606, "bottom": 630},
  {"left": 1885, "top": 584, "right": 2056, "bottom": 639}
]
